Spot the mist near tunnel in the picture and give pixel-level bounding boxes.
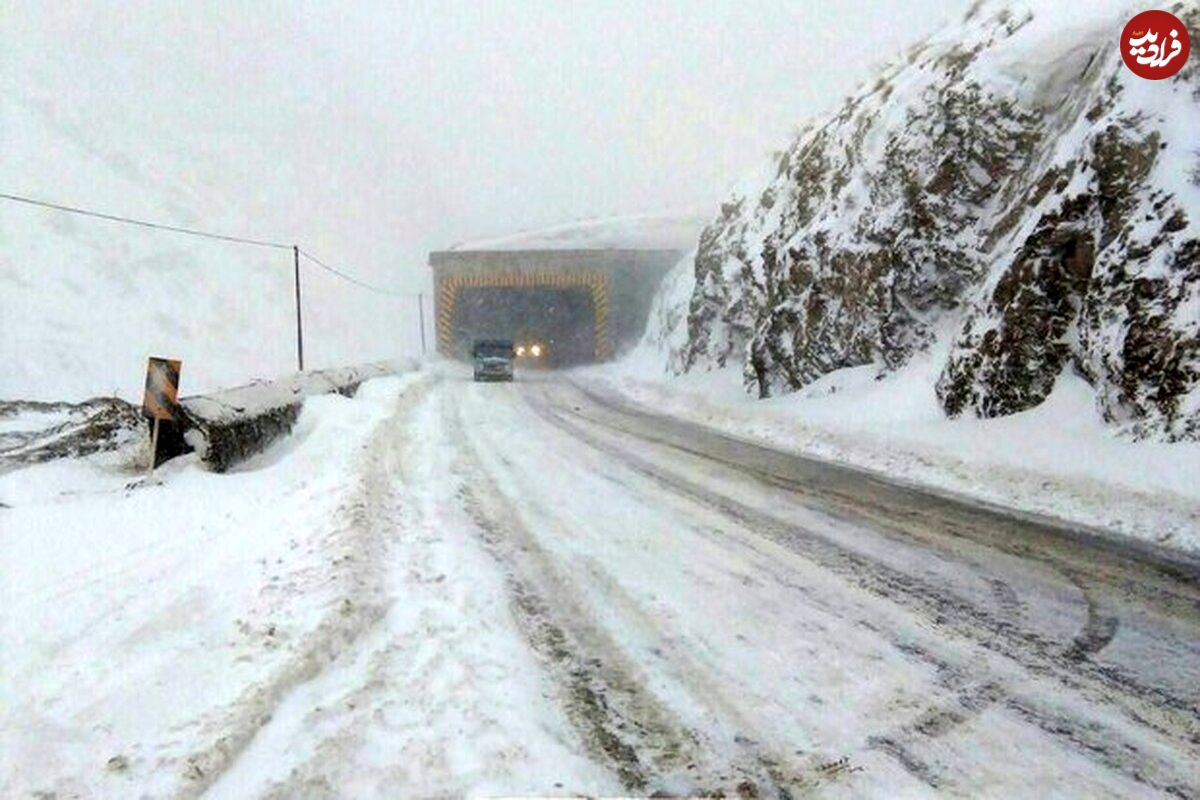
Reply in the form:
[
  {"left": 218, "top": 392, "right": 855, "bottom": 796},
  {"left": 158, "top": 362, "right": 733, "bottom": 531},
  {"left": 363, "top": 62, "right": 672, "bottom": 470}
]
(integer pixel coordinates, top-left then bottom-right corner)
[
  {"left": 4, "top": 0, "right": 973, "bottom": 393},
  {"left": 455, "top": 287, "right": 596, "bottom": 367},
  {"left": 5, "top": 0, "right": 972, "bottom": 299}
]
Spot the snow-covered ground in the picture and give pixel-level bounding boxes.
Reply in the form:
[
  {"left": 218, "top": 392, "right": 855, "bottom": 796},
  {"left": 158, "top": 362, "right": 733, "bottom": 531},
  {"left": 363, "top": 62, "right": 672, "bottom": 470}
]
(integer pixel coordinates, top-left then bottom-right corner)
[
  {"left": 578, "top": 340, "right": 1200, "bottom": 555},
  {"left": 2, "top": 375, "right": 407, "bottom": 797},
  {"left": 0, "top": 76, "right": 425, "bottom": 403},
  {"left": 10, "top": 377, "right": 388, "bottom": 790},
  {"left": 0, "top": 368, "right": 620, "bottom": 798},
  {"left": 451, "top": 211, "right": 709, "bottom": 252},
  {"left": 4, "top": 363, "right": 1197, "bottom": 797}
]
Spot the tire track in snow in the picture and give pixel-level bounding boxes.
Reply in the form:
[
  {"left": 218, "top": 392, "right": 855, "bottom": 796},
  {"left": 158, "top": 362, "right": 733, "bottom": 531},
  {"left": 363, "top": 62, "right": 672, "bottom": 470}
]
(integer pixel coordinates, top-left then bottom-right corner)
[
  {"left": 569, "top": 553, "right": 865, "bottom": 798},
  {"left": 539, "top": 387, "right": 1198, "bottom": 719},
  {"left": 170, "top": 376, "right": 431, "bottom": 798},
  {"left": 567, "top": 379, "right": 1200, "bottom": 621},
  {"left": 447, "top": 386, "right": 792, "bottom": 797},
  {"left": 553, "top": 382, "right": 1068, "bottom": 637},
  {"left": 1062, "top": 570, "right": 1120, "bottom": 662},
  {"left": 559, "top": 379, "right": 1200, "bottom": 700},
  {"left": 524, "top": 388, "right": 1200, "bottom": 797}
]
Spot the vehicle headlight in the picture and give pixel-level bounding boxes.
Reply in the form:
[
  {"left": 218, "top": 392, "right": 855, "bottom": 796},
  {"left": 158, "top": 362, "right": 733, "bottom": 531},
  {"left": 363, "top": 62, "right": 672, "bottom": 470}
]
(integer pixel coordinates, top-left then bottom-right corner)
[
  {"left": 530, "top": 344, "right": 542, "bottom": 357},
  {"left": 515, "top": 345, "right": 526, "bottom": 356}
]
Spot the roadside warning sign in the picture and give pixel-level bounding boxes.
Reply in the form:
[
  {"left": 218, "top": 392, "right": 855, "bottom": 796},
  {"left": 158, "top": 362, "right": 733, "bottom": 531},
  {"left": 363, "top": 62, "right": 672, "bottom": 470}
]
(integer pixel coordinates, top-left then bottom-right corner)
[{"left": 142, "top": 357, "right": 182, "bottom": 421}]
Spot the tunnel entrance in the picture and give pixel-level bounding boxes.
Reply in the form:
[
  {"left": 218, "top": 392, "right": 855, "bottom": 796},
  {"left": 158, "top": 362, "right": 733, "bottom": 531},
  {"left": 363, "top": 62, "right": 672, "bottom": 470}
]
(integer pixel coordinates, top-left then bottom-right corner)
[
  {"left": 453, "top": 286, "right": 597, "bottom": 367},
  {"left": 432, "top": 251, "right": 682, "bottom": 365},
  {"left": 435, "top": 271, "right": 612, "bottom": 366}
]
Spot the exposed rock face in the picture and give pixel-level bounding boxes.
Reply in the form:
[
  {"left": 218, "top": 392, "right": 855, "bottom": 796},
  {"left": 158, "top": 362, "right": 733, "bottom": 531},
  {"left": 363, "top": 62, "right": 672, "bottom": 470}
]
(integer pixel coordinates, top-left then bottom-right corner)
[
  {"left": 938, "top": 195, "right": 1098, "bottom": 418},
  {"left": 940, "top": 53, "right": 1200, "bottom": 439},
  {"left": 663, "top": 0, "right": 1200, "bottom": 439}
]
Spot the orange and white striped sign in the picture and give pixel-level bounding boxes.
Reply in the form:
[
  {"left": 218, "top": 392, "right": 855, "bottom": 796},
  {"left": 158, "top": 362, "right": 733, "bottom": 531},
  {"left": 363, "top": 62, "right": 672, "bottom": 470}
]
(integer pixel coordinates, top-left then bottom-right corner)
[{"left": 142, "top": 357, "right": 182, "bottom": 421}]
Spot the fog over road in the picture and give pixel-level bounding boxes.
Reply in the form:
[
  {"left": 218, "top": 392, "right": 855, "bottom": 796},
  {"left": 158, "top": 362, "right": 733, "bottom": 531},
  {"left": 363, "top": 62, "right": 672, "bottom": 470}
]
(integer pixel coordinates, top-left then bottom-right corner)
[{"left": 210, "top": 366, "right": 1200, "bottom": 797}]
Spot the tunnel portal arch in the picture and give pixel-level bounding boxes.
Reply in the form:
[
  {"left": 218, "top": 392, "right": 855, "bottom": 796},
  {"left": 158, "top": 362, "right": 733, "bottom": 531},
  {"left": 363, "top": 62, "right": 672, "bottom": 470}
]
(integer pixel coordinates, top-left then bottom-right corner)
[
  {"left": 436, "top": 271, "right": 611, "bottom": 361},
  {"left": 429, "top": 249, "right": 682, "bottom": 367}
]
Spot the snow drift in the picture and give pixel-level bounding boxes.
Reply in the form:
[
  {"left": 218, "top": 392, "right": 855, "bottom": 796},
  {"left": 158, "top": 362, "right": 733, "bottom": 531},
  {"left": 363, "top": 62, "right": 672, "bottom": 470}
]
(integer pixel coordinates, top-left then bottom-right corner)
[
  {"left": 180, "top": 360, "right": 416, "bottom": 471},
  {"left": 653, "top": 0, "right": 1200, "bottom": 441},
  {"left": 452, "top": 212, "right": 709, "bottom": 252}
]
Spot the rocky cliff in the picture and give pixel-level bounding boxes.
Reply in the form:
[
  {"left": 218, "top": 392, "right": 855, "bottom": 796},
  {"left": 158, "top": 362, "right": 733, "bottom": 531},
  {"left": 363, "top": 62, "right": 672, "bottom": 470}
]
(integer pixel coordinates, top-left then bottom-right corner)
[{"left": 657, "top": 0, "right": 1199, "bottom": 440}]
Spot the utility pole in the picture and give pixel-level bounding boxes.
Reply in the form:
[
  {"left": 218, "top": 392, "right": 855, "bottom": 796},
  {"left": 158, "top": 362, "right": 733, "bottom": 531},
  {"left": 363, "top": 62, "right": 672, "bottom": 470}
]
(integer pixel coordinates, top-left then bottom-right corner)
[
  {"left": 293, "top": 245, "right": 305, "bottom": 371},
  {"left": 417, "top": 293, "right": 427, "bottom": 355}
]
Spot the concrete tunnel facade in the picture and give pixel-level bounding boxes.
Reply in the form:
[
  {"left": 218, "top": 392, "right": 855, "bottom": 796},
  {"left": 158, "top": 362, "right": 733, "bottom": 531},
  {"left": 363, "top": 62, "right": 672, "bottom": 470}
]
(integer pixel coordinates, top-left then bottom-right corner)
[{"left": 428, "top": 249, "right": 682, "bottom": 366}]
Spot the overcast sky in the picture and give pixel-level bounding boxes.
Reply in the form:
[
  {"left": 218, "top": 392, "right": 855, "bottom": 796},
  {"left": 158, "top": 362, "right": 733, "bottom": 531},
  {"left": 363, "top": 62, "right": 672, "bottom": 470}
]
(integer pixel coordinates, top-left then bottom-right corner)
[{"left": 6, "top": 0, "right": 970, "bottom": 291}]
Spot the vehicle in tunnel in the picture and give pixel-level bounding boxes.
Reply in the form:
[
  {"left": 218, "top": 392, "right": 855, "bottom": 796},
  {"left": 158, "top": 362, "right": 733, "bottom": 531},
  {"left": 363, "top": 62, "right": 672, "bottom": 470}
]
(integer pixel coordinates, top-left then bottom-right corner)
[
  {"left": 471, "top": 339, "right": 515, "bottom": 382},
  {"left": 430, "top": 248, "right": 683, "bottom": 368},
  {"left": 455, "top": 286, "right": 596, "bottom": 368},
  {"left": 514, "top": 341, "right": 549, "bottom": 367}
]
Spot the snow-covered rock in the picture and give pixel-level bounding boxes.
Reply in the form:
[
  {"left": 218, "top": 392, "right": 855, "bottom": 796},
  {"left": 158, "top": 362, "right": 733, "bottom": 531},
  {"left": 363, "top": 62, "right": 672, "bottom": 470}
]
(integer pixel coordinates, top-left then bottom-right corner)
[
  {"left": 661, "top": 0, "right": 1200, "bottom": 440},
  {"left": 0, "top": 397, "right": 143, "bottom": 471}
]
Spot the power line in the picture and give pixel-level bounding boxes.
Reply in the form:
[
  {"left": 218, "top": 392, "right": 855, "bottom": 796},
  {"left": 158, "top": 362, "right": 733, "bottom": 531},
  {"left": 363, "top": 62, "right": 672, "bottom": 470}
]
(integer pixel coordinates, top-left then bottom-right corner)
[
  {"left": 2, "top": 190, "right": 427, "bottom": 371},
  {"left": 0, "top": 190, "right": 415, "bottom": 297},
  {"left": 0, "top": 191, "right": 292, "bottom": 250},
  {"left": 298, "top": 248, "right": 415, "bottom": 297}
]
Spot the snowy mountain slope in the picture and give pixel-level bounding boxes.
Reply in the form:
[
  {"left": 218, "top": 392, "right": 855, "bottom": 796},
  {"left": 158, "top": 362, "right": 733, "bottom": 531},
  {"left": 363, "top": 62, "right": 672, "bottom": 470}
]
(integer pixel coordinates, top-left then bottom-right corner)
[
  {"left": 0, "top": 78, "right": 423, "bottom": 403},
  {"left": 0, "top": 80, "right": 290, "bottom": 400},
  {"left": 653, "top": 0, "right": 1200, "bottom": 440}
]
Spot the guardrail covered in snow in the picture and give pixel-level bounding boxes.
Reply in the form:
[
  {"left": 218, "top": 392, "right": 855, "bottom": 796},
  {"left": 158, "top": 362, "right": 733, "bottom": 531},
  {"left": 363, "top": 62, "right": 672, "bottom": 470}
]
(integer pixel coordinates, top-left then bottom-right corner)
[{"left": 179, "top": 360, "right": 415, "bottom": 472}]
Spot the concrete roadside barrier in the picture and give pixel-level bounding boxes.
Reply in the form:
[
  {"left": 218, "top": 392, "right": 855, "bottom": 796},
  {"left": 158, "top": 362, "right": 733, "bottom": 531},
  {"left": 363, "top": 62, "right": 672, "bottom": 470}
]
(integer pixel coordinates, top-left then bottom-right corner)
[
  {"left": 0, "top": 361, "right": 416, "bottom": 474},
  {"left": 178, "top": 360, "right": 416, "bottom": 472}
]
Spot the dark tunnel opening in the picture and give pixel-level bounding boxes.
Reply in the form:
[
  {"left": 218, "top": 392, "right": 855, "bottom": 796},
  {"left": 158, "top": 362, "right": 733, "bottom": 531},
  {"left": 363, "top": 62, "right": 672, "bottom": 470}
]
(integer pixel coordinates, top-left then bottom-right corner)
[{"left": 453, "top": 286, "right": 598, "bottom": 367}]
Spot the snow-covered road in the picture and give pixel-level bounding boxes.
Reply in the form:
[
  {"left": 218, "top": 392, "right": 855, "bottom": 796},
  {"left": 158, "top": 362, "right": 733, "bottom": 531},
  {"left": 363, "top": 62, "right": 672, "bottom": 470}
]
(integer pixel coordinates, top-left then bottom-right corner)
[{"left": 4, "top": 365, "right": 1199, "bottom": 798}]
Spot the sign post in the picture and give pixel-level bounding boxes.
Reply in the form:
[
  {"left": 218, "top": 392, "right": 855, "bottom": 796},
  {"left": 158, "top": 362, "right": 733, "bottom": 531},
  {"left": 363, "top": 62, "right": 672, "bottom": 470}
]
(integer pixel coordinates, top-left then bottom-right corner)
[
  {"left": 293, "top": 245, "right": 305, "bottom": 372},
  {"left": 418, "top": 293, "right": 427, "bottom": 355},
  {"left": 142, "top": 357, "right": 182, "bottom": 474}
]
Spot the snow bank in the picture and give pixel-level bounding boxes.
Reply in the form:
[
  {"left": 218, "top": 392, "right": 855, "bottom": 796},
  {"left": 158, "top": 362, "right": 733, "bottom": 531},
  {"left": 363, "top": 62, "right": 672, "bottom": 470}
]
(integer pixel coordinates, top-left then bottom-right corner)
[
  {"left": 580, "top": 340, "right": 1200, "bottom": 553},
  {"left": 0, "top": 374, "right": 421, "bottom": 798},
  {"left": 180, "top": 360, "right": 419, "bottom": 472}
]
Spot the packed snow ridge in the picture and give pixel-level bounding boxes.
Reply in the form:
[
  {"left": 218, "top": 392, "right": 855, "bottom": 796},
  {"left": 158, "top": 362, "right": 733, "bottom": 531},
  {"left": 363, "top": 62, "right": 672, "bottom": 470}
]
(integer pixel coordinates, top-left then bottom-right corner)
[
  {"left": 650, "top": 0, "right": 1200, "bottom": 441},
  {"left": 451, "top": 211, "right": 709, "bottom": 252}
]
